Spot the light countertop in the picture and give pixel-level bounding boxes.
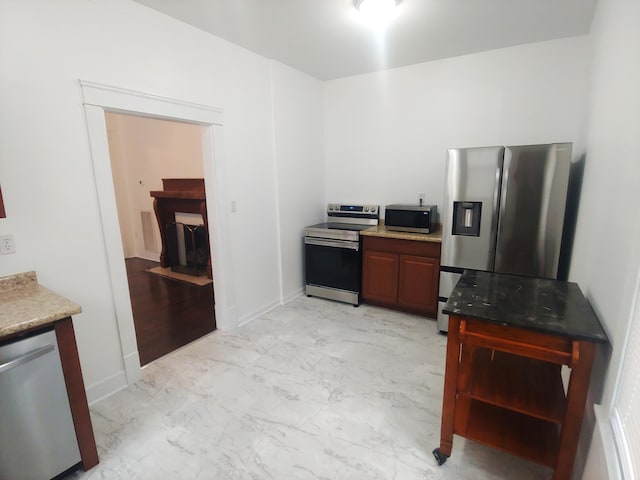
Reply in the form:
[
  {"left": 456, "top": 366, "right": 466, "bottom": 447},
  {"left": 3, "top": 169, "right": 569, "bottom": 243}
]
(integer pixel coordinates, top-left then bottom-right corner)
[
  {"left": 361, "top": 224, "right": 442, "bottom": 243},
  {"left": 0, "top": 271, "right": 82, "bottom": 338}
]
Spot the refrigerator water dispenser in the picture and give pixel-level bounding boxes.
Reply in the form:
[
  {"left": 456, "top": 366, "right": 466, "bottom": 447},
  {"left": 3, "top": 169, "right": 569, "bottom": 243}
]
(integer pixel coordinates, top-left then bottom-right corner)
[{"left": 452, "top": 201, "right": 481, "bottom": 236}]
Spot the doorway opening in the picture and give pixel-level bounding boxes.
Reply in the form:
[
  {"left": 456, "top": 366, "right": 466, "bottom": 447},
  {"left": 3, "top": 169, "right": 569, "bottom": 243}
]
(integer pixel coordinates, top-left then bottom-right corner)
[
  {"left": 104, "top": 112, "right": 216, "bottom": 365},
  {"left": 82, "top": 80, "right": 234, "bottom": 390}
]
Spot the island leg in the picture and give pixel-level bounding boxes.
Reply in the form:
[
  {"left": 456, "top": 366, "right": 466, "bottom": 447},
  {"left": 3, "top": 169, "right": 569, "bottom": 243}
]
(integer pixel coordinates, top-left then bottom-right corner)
[
  {"left": 553, "top": 341, "right": 596, "bottom": 480},
  {"left": 434, "top": 315, "right": 462, "bottom": 465}
]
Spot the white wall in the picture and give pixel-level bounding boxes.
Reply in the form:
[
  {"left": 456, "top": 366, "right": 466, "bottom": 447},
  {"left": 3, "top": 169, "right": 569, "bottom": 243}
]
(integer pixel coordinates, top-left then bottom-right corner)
[
  {"left": 0, "top": 0, "right": 323, "bottom": 401},
  {"left": 105, "top": 113, "right": 205, "bottom": 261},
  {"left": 271, "top": 63, "right": 325, "bottom": 302},
  {"left": 324, "top": 37, "right": 591, "bottom": 211},
  {"left": 570, "top": 0, "right": 640, "bottom": 477}
]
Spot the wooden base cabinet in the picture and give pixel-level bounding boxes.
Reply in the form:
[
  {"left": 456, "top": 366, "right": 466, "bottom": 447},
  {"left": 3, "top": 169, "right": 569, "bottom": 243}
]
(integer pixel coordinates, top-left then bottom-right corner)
[{"left": 362, "top": 236, "right": 440, "bottom": 318}]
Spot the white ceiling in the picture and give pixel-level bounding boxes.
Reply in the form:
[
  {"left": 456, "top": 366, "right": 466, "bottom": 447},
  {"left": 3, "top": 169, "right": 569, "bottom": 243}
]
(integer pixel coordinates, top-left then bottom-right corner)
[{"left": 133, "top": 0, "right": 598, "bottom": 80}]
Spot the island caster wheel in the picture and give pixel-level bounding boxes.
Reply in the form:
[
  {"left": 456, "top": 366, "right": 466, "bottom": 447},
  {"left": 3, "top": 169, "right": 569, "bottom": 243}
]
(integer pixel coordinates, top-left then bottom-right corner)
[{"left": 432, "top": 448, "right": 448, "bottom": 466}]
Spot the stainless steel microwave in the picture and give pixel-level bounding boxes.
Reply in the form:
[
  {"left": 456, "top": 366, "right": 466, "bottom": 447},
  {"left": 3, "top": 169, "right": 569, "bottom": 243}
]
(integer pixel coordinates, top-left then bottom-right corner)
[{"left": 384, "top": 204, "right": 437, "bottom": 234}]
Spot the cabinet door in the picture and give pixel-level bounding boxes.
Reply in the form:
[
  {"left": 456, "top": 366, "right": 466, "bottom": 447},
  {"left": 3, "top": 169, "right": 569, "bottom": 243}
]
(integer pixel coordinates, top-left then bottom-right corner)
[
  {"left": 398, "top": 254, "right": 439, "bottom": 316},
  {"left": 362, "top": 250, "right": 399, "bottom": 305}
]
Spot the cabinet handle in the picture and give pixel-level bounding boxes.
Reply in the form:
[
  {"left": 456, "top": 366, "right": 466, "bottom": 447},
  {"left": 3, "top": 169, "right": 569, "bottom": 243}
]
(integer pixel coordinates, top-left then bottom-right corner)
[{"left": 0, "top": 344, "right": 55, "bottom": 374}]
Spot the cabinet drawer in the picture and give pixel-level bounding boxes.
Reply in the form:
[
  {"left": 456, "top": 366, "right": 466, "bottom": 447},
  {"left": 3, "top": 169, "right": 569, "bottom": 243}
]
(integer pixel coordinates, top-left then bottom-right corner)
[
  {"left": 363, "top": 236, "right": 441, "bottom": 258},
  {"left": 457, "top": 317, "right": 575, "bottom": 366}
]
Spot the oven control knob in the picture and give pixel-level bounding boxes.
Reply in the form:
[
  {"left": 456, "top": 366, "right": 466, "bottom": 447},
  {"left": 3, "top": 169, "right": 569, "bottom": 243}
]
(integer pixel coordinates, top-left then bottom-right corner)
[
  {"left": 371, "top": 206, "right": 377, "bottom": 213},
  {"left": 364, "top": 207, "right": 369, "bottom": 212},
  {"left": 329, "top": 205, "right": 334, "bottom": 210}
]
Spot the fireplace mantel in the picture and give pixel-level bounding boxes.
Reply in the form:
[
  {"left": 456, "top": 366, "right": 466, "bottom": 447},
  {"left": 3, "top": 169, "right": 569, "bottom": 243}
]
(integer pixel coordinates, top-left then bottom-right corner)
[{"left": 150, "top": 178, "right": 212, "bottom": 279}]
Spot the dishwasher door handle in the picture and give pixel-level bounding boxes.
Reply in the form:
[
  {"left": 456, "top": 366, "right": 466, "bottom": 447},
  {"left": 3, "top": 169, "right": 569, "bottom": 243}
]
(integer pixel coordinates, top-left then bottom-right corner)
[{"left": 0, "top": 344, "right": 55, "bottom": 374}]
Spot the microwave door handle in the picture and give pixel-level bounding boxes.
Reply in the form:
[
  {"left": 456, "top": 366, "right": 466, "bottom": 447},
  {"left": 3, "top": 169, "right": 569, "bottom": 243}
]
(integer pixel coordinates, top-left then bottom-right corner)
[{"left": 304, "top": 237, "right": 359, "bottom": 251}]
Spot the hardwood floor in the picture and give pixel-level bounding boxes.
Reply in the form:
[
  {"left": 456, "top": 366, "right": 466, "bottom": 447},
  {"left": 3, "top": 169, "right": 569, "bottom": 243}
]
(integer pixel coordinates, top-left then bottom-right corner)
[{"left": 125, "top": 257, "right": 216, "bottom": 366}]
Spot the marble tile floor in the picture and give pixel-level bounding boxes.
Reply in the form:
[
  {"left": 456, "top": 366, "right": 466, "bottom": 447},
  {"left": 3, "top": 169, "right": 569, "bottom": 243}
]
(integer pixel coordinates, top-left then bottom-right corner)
[{"left": 68, "top": 296, "right": 552, "bottom": 480}]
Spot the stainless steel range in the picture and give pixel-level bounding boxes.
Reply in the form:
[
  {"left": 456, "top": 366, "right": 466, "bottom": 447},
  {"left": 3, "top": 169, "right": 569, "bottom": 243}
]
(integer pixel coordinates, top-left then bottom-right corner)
[{"left": 304, "top": 204, "right": 379, "bottom": 305}]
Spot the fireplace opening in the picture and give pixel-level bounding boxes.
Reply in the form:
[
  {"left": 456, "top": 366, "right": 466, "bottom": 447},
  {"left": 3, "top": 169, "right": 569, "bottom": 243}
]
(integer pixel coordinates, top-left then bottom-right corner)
[{"left": 166, "top": 222, "right": 210, "bottom": 277}]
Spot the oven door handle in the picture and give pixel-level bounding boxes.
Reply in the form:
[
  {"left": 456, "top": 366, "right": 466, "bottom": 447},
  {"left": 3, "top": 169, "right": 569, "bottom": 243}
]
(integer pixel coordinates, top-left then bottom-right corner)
[{"left": 304, "top": 237, "right": 360, "bottom": 251}]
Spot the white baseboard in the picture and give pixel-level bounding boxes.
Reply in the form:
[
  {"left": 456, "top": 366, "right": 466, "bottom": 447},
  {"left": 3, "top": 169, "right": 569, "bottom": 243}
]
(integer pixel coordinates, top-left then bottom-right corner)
[
  {"left": 123, "top": 350, "right": 141, "bottom": 384},
  {"left": 86, "top": 369, "right": 128, "bottom": 406},
  {"left": 582, "top": 404, "right": 622, "bottom": 480},
  {"left": 215, "top": 303, "right": 237, "bottom": 330},
  {"left": 282, "top": 287, "right": 304, "bottom": 304},
  {"left": 237, "top": 298, "right": 282, "bottom": 327}
]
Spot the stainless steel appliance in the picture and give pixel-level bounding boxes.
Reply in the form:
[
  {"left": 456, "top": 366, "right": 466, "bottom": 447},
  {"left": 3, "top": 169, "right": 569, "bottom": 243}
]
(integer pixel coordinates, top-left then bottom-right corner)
[
  {"left": 305, "top": 204, "right": 379, "bottom": 305},
  {"left": 385, "top": 204, "right": 437, "bottom": 234},
  {"left": 1, "top": 329, "right": 82, "bottom": 479},
  {"left": 438, "top": 143, "right": 572, "bottom": 331}
]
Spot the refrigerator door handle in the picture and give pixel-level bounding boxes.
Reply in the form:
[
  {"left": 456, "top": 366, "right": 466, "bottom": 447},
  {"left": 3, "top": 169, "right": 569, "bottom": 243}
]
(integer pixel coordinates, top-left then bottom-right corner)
[
  {"left": 494, "top": 157, "right": 508, "bottom": 268},
  {"left": 489, "top": 162, "right": 505, "bottom": 271}
]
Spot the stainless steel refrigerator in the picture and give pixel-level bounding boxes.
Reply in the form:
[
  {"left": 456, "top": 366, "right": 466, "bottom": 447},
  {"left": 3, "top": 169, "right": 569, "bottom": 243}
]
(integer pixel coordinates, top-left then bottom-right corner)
[{"left": 437, "top": 143, "right": 572, "bottom": 332}]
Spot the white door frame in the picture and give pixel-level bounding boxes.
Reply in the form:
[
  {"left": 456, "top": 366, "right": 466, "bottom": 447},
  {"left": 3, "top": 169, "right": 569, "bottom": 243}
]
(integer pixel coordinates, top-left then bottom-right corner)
[{"left": 80, "top": 80, "right": 237, "bottom": 386}]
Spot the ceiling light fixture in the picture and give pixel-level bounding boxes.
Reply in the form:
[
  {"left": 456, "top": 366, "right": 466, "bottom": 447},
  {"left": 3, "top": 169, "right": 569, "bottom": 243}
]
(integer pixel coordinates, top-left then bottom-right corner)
[{"left": 354, "top": 0, "right": 400, "bottom": 29}]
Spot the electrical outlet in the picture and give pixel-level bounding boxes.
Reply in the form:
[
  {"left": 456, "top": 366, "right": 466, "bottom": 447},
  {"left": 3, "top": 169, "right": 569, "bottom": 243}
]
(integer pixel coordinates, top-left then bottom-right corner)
[{"left": 0, "top": 234, "right": 16, "bottom": 254}]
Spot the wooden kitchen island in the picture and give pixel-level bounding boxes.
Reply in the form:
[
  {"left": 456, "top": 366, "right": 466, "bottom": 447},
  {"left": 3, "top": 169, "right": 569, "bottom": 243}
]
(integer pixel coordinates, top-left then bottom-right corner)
[{"left": 434, "top": 270, "right": 608, "bottom": 480}]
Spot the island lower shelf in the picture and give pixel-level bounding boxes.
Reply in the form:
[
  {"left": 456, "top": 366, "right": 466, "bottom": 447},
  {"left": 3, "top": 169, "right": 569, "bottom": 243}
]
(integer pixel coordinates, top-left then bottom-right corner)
[
  {"left": 453, "top": 347, "right": 566, "bottom": 468},
  {"left": 458, "top": 400, "right": 560, "bottom": 467},
  {"left": 466, "top": 347, "right": 566, "bottom": 423}
]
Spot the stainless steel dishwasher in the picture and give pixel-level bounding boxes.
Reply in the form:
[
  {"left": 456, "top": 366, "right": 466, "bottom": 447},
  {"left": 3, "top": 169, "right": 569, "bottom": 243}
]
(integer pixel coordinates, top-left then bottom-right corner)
[{"left": 0, "top": 328, "right": 82, "bottom": 479}]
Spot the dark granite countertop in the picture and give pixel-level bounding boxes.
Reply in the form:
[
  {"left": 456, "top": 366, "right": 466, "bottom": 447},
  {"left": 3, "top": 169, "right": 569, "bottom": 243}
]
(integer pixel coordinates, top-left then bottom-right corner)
[{"left": 443, "top": 270, "right": 608, "bottom": 343}]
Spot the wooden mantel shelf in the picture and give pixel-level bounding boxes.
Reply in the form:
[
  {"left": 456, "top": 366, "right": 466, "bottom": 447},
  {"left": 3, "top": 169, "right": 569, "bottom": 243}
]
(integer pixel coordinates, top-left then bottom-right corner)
[
  {"left": 149, "top": 178, "right": 212, "bottom": 279},
  {"left": 149, "top": 191, "right": 206, "bottom": 200}
]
